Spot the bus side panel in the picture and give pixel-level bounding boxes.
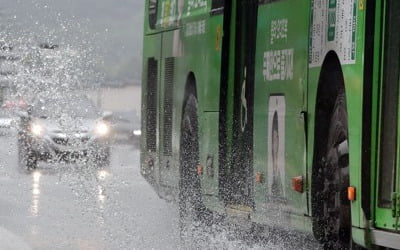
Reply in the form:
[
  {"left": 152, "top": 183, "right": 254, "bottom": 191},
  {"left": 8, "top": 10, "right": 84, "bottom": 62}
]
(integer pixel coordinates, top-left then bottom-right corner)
[
  {"left": 158, "top": 30, "right": 180, "bottom": 189},
  {"left": 198, "top": 13, "right": 224, "bottom": 203},
  {"left": 141, "top": 33, "right": 163, "bottom": 194},
  {"left": 252, "top": 0, "right": 310, "bottom": 231},
  {"left": 151, "top": 1, "right": 224, "bottom": 200}
]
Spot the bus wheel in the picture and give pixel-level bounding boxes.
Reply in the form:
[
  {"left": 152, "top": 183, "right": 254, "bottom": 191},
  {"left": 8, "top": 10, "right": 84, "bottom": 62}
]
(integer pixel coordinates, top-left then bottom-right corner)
[
  {"left": 320, "top": 91, "right": 351, "bottom": 249},
  {"left": 178, "top": 94, "right": 206, "bottom": 245}
]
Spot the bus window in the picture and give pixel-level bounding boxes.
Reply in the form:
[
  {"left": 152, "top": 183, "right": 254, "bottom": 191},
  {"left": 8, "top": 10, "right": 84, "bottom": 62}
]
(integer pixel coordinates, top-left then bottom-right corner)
[{"left": 149, "top": 0, "right": 158, "bottom": 29}]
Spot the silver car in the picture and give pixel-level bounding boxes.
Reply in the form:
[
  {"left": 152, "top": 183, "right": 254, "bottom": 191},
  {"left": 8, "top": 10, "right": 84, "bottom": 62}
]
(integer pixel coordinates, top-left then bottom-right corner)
[{"left": 17, "top": 95, "right": 112, "bottom": 169}]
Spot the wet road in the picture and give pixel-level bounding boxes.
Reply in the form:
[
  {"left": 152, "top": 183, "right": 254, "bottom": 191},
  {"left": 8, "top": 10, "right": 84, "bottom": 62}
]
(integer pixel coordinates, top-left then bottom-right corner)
[
  {"left": 0, "top": 131, "right": 180, "bottom": 250},
  {"left": 0, "top": 130, "right": 322, "bottom": 249}
]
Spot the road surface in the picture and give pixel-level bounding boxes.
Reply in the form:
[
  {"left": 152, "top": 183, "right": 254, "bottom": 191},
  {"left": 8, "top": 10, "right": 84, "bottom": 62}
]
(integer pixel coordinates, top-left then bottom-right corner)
[
  {"left": 0, "top": 130, "right": 321, "bottom": 249},
  {"left": 0, "top": 131, "right": 180, "bottom": 249}
]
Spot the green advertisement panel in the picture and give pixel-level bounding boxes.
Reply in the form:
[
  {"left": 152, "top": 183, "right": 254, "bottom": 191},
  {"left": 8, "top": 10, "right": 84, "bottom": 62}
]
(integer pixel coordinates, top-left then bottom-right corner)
[{"left": 253, "top": 0, "right": 310, "bottom": 229}]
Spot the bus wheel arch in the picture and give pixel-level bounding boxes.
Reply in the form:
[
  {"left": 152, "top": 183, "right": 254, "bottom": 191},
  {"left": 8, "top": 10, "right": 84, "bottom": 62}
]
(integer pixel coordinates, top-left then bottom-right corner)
[
  {"left": 182, "top": 72, "right": 197, "bottom": 111},
  {"left": 311, "top": 51, "right": 351, "bottom": 247},
  {"left": 179, "top": 71, "right": 198, "bottom": 189},
  {"left": 179, "top": 72, "right": 199, "bottom": 189}
]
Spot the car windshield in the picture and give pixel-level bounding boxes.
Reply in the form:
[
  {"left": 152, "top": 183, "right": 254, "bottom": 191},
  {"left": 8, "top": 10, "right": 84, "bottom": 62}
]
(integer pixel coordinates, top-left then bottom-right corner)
[{"left": 32, "top": 96, "right": 99, "bottom": 119}]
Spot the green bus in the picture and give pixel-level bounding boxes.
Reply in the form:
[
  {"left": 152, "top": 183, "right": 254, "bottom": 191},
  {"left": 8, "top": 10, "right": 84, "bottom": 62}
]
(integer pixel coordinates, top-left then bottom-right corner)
[{"left": 140, "top": 0, "right": 400, "bottom": 248}]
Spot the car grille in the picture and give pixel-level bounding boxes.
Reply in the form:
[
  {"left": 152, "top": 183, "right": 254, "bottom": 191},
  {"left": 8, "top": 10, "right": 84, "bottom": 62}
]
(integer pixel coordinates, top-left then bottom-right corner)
[{"left": 52, "top": 137, "right": 90, "bottom": 146}]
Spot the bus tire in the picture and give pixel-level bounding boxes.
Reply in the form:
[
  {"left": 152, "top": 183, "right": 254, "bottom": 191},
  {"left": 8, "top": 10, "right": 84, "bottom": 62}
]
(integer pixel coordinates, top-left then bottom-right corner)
[
  {"left": 178, "top": 94, "right": 206, "bottom": 245},
  {"left": 318, "top": 90, "right": 351, "bottom": 249}
]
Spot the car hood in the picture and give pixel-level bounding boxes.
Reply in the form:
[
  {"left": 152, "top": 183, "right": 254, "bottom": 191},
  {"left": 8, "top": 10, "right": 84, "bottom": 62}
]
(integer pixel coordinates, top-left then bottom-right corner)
[{"left": 35, "top": 117, "right": 99, "bottom": 133}]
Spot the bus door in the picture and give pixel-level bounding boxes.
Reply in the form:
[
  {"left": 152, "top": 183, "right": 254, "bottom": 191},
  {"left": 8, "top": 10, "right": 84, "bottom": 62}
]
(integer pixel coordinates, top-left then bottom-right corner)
[
  {"left": 253, "top": 0, "right": 309, "bottom": 218},
  {"left": 374, "top": 0, "right": 400, "bottom": 232},
  {"left": 219, "top": 0, "right": 258, "bottom": 207}
]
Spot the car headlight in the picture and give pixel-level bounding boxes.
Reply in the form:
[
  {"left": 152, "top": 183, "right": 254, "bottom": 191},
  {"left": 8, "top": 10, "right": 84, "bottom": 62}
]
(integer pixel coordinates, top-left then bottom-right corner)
[
  {"left": 133, "top": 130, "right": 141, "bottom": 136},
  {"left": 95, "top": 121, "right": 110, "bottom": 136},
  {"left": 30, "top": 122, "right": 44, "bottom": 136}
]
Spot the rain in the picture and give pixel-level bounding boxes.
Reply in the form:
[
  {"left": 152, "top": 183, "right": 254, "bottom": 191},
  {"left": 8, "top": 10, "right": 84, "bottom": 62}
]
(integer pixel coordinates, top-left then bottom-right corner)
[{"left": 0, "top": 1, "right": 324, "bottom": 250}]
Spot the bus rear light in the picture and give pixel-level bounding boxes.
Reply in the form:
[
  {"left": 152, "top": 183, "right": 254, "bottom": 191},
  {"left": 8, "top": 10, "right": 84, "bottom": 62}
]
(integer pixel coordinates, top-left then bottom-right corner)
[
  {"left": 256, "top": 172, "right": 263, "bottom": 183},
  {"left": 348, "top": 186, "right": 356, "bottom": 201},
  {"left": 291, "top": 176, "right": 303, "bottom": 193},
  {"left": 197, "top": 165, "right": 203, "bottom": 175}
]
